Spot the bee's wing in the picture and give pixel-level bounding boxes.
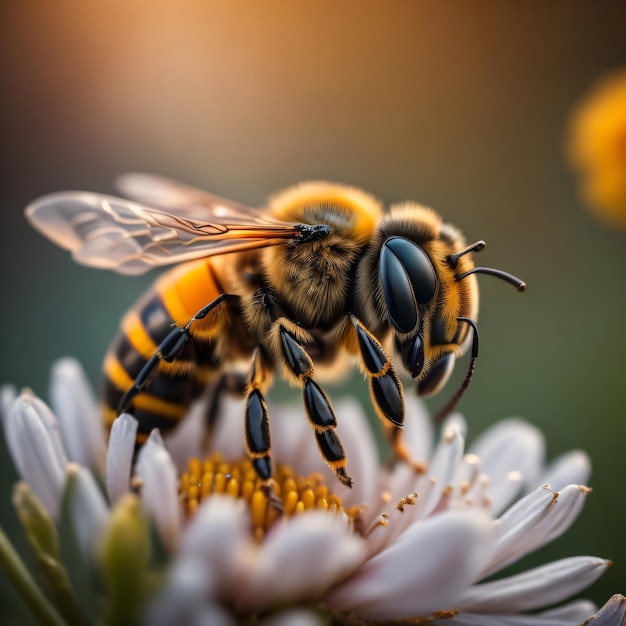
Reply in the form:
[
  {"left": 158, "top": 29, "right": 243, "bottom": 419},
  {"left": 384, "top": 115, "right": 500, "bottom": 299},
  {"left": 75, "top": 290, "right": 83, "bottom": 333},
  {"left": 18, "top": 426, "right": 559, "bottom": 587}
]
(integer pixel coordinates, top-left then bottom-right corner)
[
  {"left": 114, "top": 172, "right": 265, "bottom": 222},
  {"left": 25, "top": 190, "right": 300, "bottom": 275}
]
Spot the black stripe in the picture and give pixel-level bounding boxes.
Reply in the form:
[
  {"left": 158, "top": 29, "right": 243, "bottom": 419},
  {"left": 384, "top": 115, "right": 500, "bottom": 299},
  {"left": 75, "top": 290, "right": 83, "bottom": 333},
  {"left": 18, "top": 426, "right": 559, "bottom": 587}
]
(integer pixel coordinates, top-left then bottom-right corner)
[
  {"left": 148, "top": 372, "right": 197, "bottom": 404},
  {"left": 102, "top": 378, "right": 125, "bottom": 410},
  {"left": 110, "top": 331, "right": 204, "bottom": 387},
  {"left": 139, "top": 293, "right": 176, "bottom": 344},
  {"left": 194, "top": 339, "right": 220, "bottom": 367},
  {"left": 133, "top": 409, "right": 185, "bottom": 436},
  {"left": 110, "top": 333, "right": 148, "bottom": 379},
  {"left": 102, "top": 370, "right": 197, "bottom": 407}
]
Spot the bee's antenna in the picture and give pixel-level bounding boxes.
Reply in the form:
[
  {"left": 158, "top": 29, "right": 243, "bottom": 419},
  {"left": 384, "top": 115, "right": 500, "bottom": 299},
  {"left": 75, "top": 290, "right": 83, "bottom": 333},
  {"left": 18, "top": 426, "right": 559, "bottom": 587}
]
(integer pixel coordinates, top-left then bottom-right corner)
[
  {"left": 456, "top": 267, "right": 526, "bottom": 292},
  {"left": 448, "top": 240, "right": 526, "bottom": 292},
  {"left": 433, "top": 317, "right": 478, "bottom": 425},
  {"left": 447, "top": 240, "right": 486, "bottom": 268}
]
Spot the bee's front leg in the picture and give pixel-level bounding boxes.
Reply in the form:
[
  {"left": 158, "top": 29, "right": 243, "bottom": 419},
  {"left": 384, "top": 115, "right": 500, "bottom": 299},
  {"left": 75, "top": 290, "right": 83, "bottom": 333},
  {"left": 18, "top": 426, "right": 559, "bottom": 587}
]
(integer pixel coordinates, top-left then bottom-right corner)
[{"left": 349, "top": 315, "right": 427, "bottom": 474}]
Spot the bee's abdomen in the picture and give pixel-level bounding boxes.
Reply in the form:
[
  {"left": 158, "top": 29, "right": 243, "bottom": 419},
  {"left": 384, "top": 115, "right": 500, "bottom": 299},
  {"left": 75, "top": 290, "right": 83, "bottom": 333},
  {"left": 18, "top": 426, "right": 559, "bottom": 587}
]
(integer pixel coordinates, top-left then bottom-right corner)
[{"left": 102, "top": 259, "right": 224, "bottom": 445}]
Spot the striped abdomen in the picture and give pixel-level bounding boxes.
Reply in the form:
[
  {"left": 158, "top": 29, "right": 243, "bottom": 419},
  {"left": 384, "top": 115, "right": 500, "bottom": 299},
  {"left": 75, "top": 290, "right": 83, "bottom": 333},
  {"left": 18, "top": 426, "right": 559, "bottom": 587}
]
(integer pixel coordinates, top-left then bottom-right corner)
[{"left": 102, "top": 259, "right": 226, "bottom": 445}]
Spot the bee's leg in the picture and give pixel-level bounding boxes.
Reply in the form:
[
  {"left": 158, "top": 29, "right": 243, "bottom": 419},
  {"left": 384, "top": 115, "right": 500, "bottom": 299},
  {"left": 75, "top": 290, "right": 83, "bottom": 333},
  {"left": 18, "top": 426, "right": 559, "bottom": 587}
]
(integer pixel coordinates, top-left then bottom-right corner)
[
  {"left": 350, "top": 315, "right": 427, "bottom": 474},
  {"left": 117, "top": 294, "right": 229, "bottom": 415},
  {"left": 271, "top": 318, "right": 353, "bottom": 488},
  {"left": 244, "top": 349, "right": 283, "bottom": 510}
]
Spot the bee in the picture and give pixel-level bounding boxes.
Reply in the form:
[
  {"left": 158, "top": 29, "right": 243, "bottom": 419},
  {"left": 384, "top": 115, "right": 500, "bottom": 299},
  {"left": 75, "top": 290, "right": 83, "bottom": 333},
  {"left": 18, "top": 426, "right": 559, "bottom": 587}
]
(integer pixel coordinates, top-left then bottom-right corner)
[{"left": 26, "top": 174, "right": 525, "bottom": 489}]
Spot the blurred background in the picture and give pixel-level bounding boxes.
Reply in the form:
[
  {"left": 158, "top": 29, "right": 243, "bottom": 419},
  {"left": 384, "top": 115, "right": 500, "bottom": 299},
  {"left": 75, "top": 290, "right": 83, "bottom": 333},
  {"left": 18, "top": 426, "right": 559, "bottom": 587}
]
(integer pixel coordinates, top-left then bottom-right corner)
[{"left": 1, "top": 0, "right": 625, "bottom": 620}]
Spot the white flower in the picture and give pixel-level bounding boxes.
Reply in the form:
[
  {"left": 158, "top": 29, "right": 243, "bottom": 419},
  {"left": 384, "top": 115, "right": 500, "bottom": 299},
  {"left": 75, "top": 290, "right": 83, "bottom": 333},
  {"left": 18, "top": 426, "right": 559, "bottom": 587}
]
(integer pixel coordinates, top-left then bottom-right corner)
[
  {"left": 2, "top": 390, "right": 68, "bottom": 518},
  {"left": 147, "top": 390, "right": 616, "bottom": 625},
  {"left": 0, "top": 359, "right": 622, "bottom": 626}
]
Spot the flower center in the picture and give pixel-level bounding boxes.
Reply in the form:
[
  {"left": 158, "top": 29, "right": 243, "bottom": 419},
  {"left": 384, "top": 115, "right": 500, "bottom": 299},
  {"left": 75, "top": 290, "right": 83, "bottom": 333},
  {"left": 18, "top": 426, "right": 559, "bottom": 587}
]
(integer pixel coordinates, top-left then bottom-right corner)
[{"left": 179, "top": 453, "right": 352, "bottom": 539}]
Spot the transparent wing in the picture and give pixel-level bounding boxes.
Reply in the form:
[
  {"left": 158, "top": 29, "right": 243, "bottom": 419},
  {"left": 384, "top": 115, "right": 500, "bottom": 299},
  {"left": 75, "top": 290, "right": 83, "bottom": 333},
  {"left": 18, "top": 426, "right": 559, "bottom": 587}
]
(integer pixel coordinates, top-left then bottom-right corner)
[
  {"left": 25, "top": 189, "right": 300, "bottom": 275},
  {"left": 115, "top": 172, "right": 268, "bottom": 222}
]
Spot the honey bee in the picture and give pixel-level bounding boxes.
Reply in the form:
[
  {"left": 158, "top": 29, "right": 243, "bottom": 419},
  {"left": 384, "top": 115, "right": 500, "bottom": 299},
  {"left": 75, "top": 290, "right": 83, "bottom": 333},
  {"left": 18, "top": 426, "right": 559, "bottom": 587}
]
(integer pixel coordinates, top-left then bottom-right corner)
[{"left": 26, "top": 174, "right": 525, "bottom": 489}]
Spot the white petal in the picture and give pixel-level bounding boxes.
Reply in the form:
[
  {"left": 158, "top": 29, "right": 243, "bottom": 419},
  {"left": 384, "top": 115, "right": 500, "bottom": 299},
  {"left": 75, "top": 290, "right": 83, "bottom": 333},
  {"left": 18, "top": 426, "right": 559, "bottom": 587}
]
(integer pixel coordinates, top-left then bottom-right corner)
[
  {"left": 49, "top": 358, "right": 106, "bottom": 473},
  {"left": 266, "top": 401, "right": 311, "bottom": 470},
  {"left": 538, "top": 450, "right": 591, "bottom": 492},
  {"left": 269, "top": 398, "right": 370, "bottom": 506},
  {"left": 136, "top": 431, "right": 182, "bottom": 551},
  {"left": 207, "top": 394, "right": 247, "bottom": 460},
  {"left": 420, "top": 418, "right": 466, "bottom": 516},
  {"left": 0, "top": 384, "right": 17, "bottom": 427},
  {"left": 469, "top": 418, "right": 545, "bottom": 515},
  {"left": 315, "top": 397, "right": 381, "bottom": 508},
  {"left": 165, "top": 387, "right": 247, "bottom": 473},
  {"left": 586, "top": 594, "right": 626, "bottom": 625},
  {"left": 390, "top": 411, "right": 464, "bottom": 495},
  {"left": 336, "top": 398, "right": 382, "bottom": 508},
  {"left": 145, "top": 558, "right": 235, "bottom": 626},
  {"left": 457, "top": 556, "right": 610, "bottom": 612},
  {"left": 449, "top": 599, "right": 598, "bottom": 625},
  {"left": 163, "top": 393, "right": 209, "bottom": 471},
  {"left": 401, "top": 393, "right": 435, "bottom": 464},
  {"left": 538, "top": 600, "right": 599, "bottom": 622},
  {"left": 452, "top": 455, "right": 492, "bottom": 511},
  {"left": 106, "top": 413, "right": 138, "bottom": 503},
  {"left": 481, "top": 483, "right": 590, "bottom": 578},
  {"left": 4, "top": 393, "right": 68, "bottom": 518},
  {"left": 382, "top": 396, "right": 436, "bottom": 512},
  {"left": 66, "top": 463, "right": 109, "bottom": 563},
  {"left": 270, "top": 396, "right": 380, "bottom": 509},
  {"left": 326, "top": 510, "right": 495, "bottom": 620},
  {"left": 180, "top": 495, "right": 253, "bottom": 594},
  {"left": 365, "top": 418, "right": 466, "bottom": 557},
  {"left": 261, "top": 608, "right": 325, "bottom": 626},
  {"left": 239, "top": 511, "right": 365, "bottom": 613}
]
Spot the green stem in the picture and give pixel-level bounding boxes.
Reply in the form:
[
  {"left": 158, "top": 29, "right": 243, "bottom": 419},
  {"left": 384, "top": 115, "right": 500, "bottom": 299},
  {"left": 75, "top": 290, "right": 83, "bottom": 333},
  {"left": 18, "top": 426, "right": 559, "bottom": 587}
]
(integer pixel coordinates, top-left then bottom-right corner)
[{"left": 0, "top": 526, "right": 67, "bottom": 626}]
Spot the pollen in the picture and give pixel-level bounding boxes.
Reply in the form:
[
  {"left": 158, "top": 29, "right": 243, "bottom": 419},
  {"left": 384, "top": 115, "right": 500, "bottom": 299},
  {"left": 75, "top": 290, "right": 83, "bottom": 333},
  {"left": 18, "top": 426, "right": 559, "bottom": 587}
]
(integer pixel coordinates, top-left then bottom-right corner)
[{"left": 179, "top": 453, "right": 352, "bottom": 539}]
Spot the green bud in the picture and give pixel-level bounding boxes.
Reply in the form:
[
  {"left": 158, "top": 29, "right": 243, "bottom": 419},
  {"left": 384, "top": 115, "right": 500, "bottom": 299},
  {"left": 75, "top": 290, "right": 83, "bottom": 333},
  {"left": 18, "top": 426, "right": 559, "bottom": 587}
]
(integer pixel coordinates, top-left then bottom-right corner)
[
  {"left": 12, "top": 481, "right": 89, "bottom": 626},
  {"left": 99, "top": 493, "right": 150, "bottom": 626}
]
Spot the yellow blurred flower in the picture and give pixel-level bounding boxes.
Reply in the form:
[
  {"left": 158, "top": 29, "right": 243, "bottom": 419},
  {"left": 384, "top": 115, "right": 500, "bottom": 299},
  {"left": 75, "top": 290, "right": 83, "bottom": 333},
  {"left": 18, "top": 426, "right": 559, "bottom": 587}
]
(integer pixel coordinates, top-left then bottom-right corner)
[{"left": 569, "top": 70, "right": 626, "bottom": 227}]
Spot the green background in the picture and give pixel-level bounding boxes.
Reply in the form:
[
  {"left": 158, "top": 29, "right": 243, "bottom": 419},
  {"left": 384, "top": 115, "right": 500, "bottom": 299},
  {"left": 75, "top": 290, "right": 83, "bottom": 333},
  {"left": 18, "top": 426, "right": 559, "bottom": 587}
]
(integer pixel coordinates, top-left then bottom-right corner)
[{"left": 1, "top": 0, "right": 625, "bottom": 620}]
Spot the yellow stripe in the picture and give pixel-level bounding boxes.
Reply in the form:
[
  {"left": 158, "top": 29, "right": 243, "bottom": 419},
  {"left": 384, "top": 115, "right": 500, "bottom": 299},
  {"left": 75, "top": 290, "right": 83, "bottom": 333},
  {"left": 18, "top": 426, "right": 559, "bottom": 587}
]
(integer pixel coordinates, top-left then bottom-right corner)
[
  {"left": 103, "top": 355, "right": 187, "bottom": 419},
  {"left": 157, "top": 276, "right": 193, "bottom": 327},
  {"left": 155, "top": 259, "right": 224, "bottom": 329},
  {"left": 173, "top": 260, "right": 221, "bottom": 315},
  {"left": 102, "top": 406, "right": 118, "bottom": 429},
  {"left": 104, "top": 354, "right": 134, "bottom": 390},
  {"left": 122, "top": 310, "right": 158, "bottom": 358},
  {"left": 132, "top": 394, "right": 187, "bottom": 419}
]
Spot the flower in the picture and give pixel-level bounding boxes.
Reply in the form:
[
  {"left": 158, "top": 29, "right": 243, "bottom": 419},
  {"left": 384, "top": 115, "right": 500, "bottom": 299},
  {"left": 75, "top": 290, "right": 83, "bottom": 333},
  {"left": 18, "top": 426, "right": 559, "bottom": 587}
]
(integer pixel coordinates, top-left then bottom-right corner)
[
  {"left": 0, "top": 358, "right": 624, "bottom": 625},
  {"left": 568, "top": 69, "right": 626, "bottom": 227}
]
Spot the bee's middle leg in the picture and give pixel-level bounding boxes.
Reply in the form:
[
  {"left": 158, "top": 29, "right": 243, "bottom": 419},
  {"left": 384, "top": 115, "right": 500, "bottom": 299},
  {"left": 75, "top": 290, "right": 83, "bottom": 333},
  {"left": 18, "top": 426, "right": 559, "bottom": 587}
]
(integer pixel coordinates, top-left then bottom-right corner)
[{"left": 269, "top": 318, "right": 353, "bottom": 488}]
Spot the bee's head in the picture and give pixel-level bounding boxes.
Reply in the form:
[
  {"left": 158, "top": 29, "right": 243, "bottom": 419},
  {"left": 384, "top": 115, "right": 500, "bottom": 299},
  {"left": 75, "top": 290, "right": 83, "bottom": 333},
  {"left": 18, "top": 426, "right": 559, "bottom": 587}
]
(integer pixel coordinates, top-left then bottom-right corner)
[{"left": 355, "top": 205, "right": 525, "bottom": 424}]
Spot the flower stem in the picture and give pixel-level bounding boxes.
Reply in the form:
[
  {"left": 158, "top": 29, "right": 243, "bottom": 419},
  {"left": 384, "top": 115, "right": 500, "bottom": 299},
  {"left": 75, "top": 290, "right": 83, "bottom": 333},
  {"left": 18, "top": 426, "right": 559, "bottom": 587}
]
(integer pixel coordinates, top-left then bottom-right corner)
[{"left": 0, "top": 525, "right": 67, "bottom": 626}]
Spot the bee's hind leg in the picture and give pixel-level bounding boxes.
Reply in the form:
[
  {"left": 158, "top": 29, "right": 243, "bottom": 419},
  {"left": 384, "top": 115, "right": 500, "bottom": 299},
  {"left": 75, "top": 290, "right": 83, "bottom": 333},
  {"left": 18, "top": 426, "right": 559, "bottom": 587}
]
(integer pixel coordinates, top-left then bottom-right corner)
[
  {"left": 349, "top": 315, "right": 427, "bottom": 474},
  {"left": 117, "top": 294, "right": 230, "bottom": 415}
]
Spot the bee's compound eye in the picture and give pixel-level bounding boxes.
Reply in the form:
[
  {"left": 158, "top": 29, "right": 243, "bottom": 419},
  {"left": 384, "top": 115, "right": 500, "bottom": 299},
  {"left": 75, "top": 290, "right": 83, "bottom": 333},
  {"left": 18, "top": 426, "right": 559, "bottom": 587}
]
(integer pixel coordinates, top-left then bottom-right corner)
[
  {"left": 379, "top": 237, "right": 437, "bottom": 334},
  {"left": 418, "top": 353, "right": 455, "bottom": 397},
  {"left": 400, "top": 334, "right": 425, "bottom": 378}
]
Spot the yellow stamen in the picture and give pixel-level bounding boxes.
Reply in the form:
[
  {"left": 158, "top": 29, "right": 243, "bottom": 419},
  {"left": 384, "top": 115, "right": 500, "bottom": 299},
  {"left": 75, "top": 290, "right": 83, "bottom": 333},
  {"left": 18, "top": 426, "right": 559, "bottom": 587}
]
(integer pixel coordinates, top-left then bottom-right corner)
[{"left": 178, "top": 453, "right": 355, "bottom": 538}]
